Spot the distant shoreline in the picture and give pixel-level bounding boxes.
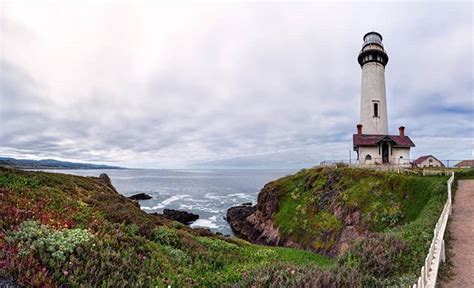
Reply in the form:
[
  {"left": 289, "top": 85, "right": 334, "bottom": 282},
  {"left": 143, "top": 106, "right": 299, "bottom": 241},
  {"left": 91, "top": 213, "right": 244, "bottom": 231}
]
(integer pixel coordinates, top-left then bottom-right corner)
[{"left": 0, "top": 157, "right": 126, "bottom": 170}]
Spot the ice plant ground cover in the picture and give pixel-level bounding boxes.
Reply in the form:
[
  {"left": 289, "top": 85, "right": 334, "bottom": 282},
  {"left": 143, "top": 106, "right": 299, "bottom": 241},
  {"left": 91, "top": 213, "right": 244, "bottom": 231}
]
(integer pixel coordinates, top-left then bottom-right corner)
[{"left": 0, "top": 167, "right": 471, "bottom": 286}]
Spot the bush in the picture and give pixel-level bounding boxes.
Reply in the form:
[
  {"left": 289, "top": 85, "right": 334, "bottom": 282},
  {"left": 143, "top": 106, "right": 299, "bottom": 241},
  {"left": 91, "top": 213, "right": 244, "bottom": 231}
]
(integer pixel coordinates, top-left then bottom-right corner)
[
  {"left": 0, "top": 172, "right": 39, "bottom": 189},
  {"left": 153, "top": 226, "right": 181, "bottom": 247},
  {"left": 341, "top": 233, "right": 407, "bottom": 278},
  {"left": 9, "top": 220, "right": 91, "bottom": 262}
]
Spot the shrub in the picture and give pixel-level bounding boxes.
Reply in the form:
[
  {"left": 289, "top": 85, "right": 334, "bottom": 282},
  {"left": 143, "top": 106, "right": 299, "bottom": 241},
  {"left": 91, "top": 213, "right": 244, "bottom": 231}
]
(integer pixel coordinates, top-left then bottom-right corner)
[
  {"left": 196, "top": 237, "right": 240, "bottom": 253},
  {"left": 0, "top": 172, "right": 39, "bottom": 189},
  {"left": 240, "top": 263, "right": 357, "bottom": 288},
  {"left": 341, "top": 233, "right": 408, "bottom": 278},
  {"left": 153, "top": 226, "right": 181, "bottom": 247},
  {"left": 9, "top": 220, "right": 91, "bottom": 262},
  {"left": 161, "top": 245, "right": 191, "bottom": 265}
]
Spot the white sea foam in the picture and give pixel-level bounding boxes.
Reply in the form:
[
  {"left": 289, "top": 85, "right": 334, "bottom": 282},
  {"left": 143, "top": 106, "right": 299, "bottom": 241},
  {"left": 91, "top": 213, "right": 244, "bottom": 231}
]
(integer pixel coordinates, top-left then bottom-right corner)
[
  {"left": 204, "top": 193, "right": 225, "bottom": 200},
  {"left": 190, "top": 218, "right": 219, "bottom": 229},
  {"left": 179, "top": 204, "right": 194, "bottom": 210},
  {"left": 141, "top": 194, "right": 191, "bottom": 210},
  {"left": 227, "top": 193, "right": 254, "bottom": 200},
  {"left": 195, "top": 207, "right": 221, "bottom": 213}
]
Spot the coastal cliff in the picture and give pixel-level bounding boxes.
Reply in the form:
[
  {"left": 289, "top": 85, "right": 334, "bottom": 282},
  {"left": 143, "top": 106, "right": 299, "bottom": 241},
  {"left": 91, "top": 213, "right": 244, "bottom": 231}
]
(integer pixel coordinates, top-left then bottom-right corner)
[
  {"left": 0, "top": 167, "right": 331, "bottom": 287},
  {"left": 227, "top": 166, "right": 449, "bottom": 257},
  {"left": 1, "top": 166, "right": 462, "bottom": 286}
]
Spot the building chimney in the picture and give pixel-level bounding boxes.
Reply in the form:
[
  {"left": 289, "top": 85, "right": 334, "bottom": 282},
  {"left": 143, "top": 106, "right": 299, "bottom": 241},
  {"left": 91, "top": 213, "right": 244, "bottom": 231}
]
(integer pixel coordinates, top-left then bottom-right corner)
[
  {"left": 357, "top": 124, "right": 363, "bottom": 135},
  {"left": 399, "top": 126, "right": 405, "bottom": 136}
]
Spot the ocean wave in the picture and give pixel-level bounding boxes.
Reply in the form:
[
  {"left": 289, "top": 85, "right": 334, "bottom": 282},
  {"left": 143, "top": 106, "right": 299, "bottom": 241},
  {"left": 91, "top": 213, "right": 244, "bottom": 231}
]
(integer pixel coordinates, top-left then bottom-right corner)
[
  {"left": 227, "top": 193, "right": 254, "bottom": 199},
  {"left": 204, "top": 193, "right": 226, "bottom": 200},
  {"left": 190, "top": 218, "right": 219, "bottom": 229},
  {"left": 141, "top": 194, "right": 191, "bottom": 210}
]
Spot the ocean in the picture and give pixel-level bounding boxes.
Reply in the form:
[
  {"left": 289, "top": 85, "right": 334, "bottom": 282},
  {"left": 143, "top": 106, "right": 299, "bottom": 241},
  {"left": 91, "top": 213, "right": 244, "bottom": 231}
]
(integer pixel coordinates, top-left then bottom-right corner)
[{"left": 43, "top": 169, "right": 296, "bottom": 235}]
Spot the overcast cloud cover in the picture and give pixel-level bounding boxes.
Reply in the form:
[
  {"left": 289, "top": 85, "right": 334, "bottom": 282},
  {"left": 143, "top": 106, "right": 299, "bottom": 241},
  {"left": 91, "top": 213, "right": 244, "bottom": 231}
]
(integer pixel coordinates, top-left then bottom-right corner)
[{"left": 0, "top": 1, "right": 472, "bottom": 168}]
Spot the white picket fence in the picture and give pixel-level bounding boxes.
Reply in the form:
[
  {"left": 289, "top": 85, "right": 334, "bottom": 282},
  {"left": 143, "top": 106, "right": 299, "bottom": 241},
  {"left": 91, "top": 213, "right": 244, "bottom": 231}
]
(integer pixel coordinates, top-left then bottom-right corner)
[{"left": 413, "top": 171, "right": 454, "bottom": 288}]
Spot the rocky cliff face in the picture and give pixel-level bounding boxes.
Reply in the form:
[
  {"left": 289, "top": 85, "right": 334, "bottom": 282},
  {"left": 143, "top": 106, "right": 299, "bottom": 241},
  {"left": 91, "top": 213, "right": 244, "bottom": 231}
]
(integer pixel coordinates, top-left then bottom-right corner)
[
  {"left": 227, "top": 184, "right": 302, "bottom": 249},
  {"left": 226, "top": 167, "right": 411, "bottom": 257}
]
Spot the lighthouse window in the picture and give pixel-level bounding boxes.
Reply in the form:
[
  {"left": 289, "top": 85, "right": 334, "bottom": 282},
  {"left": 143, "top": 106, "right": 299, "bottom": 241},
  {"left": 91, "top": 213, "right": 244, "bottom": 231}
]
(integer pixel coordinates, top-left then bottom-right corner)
[{"left": 373, "top": 102, "right": 379, "bottom": 117}]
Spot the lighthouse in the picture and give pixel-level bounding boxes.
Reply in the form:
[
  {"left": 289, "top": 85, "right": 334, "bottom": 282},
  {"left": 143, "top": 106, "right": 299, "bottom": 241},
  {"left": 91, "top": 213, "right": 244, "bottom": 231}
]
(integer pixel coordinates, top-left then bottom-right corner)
[
  {"left": 358, "top": 32, "right": 389, "bottom": 135},
  {"left": 353, "top": 32, "right": 415, "bottom": 167}
]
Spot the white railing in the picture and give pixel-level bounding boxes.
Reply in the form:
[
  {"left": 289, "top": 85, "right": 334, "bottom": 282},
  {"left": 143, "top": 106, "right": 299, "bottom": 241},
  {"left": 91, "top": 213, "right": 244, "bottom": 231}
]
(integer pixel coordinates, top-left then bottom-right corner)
[{"left": 413, "top": 171, "right": 454, "bottom": 288}]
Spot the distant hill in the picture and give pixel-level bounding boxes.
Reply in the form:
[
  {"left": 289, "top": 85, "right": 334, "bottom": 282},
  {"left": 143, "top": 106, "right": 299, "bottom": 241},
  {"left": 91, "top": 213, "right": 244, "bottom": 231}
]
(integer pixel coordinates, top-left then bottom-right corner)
[{"left": 0, "top": 157, "right": 125, "bottom": 170}]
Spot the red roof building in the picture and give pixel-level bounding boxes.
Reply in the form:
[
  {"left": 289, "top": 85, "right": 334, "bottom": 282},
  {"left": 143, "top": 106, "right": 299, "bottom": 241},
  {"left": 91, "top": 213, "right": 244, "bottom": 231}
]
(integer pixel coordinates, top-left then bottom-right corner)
[
  {"left": 413, "top": 155, "right": 444, "bottom": 168},
  {"left": 455, "top": 160, "right": 474, "bottom": 168},
  {"left": 353, "top": 125, "right": 415, "bottom": 167}
]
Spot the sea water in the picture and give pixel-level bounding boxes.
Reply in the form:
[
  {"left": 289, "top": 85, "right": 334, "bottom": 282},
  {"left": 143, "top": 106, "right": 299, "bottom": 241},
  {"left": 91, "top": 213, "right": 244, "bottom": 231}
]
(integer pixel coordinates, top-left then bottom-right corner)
[{"left": 43, "top": 169, "right": 295, "bottom": 235}]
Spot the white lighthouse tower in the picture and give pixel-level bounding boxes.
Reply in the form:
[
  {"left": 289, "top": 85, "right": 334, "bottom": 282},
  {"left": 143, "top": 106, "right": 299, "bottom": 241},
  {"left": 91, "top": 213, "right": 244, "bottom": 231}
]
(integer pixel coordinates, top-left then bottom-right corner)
[
  {"left": 353, "top": 32, "right": 415, "bottom": 167},
  {"left": 358, "top": 32, "right": 389, "bottom": 135}
]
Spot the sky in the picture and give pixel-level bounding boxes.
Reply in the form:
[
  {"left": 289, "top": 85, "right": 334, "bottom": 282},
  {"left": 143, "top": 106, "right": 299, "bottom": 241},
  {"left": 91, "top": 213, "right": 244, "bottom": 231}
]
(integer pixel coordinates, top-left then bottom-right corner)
[{"left": 0, "top": 1, "right": 472, "bottom": 169}]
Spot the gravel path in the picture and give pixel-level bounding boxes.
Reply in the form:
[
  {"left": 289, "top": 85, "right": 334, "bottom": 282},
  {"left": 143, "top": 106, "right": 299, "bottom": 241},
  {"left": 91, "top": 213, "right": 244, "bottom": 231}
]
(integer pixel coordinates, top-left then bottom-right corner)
[{"left": 447, "top": 180, "right": 474, "bottom": 287}]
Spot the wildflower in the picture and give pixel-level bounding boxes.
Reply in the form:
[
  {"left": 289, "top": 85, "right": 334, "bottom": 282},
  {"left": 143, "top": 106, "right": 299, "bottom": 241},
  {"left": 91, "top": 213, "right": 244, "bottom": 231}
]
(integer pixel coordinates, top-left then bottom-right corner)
[{"left": 63, "top": 270, "right": 69, "bottom": 276}]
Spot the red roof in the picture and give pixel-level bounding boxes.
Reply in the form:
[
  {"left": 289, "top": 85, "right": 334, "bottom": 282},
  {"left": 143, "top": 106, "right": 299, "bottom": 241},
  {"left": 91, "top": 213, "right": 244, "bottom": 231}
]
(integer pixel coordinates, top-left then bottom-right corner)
[
  {"left": 413, "top": 155, "right": 443, "bottom": 165},
  {"left": 455, "top": 160, "right": 474, "bottom": 168},
  {"left": 353, "top": 134, "right": 415, "bottom": 148}
]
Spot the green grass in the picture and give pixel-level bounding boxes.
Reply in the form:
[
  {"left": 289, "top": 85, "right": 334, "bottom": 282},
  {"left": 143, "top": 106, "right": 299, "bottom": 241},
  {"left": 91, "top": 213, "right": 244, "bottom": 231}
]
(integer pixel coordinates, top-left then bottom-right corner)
[
  {"left": 0, "top": 166, "right": 454, "bottom": 287},
  {"left": 0, "top": 167, "right": 332, "bottom": 287},
  {"left": 269, "top": 246, "right": 334, "bottom": 266},
  {"left": 267, "top": 166, "right": 450, "bottom": 285}
]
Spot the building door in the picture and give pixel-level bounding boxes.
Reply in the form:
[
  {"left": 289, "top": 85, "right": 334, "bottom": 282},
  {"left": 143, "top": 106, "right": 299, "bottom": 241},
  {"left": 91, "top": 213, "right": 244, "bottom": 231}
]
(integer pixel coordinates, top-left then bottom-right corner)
[{"left": 382, "top": 143, "right": 389, "bottom": 163}]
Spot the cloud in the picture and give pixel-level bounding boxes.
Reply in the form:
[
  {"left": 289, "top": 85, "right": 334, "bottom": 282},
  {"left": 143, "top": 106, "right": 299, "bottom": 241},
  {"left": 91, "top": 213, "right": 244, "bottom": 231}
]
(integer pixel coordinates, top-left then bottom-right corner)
[{"left": 0, "top": 2, "right": 472, "bottom": 168}]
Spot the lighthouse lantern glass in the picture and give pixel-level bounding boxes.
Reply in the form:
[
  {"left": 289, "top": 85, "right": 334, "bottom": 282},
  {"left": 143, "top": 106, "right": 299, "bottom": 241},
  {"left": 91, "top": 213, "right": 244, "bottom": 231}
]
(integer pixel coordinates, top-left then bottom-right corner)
[{"left": 364, "top": 33, "right": 382, "bottom": 46}]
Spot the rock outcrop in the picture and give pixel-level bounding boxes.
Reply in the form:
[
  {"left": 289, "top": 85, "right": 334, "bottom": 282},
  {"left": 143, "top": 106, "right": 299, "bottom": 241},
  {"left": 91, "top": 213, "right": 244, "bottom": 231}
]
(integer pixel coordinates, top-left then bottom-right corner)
[
  {"left": 226, "top": 205, "right": 255, "bottom": 240},
  {"left": 226, "top": 184, "right": 300, "bottom": 248},
  {"left": 98, "top": 173, "right": 118, "bottom": 193},
  {"left": 128, "top": 193, "right": 152, "bottom": 200},
  {"left": 162, "top": 208, "right": 199, "bottom": 224},
  {"left": 151, "top": 209, "right": 199, "bottom": 225},
  {"left": 226, "top": 167, "right": 377, "bottom": 257}
]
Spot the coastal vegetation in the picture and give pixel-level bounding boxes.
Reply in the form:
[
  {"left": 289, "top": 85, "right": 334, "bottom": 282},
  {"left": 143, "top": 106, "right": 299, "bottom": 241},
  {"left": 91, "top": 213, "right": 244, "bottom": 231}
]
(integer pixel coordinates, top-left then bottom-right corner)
[
  {"left": 0, "top": 167, "right": 331, "bottom": 287},
  {"left": 1, "top": 166, "right": 468, "bottom": 286},
  {"left": 227, "top": 166, "right": 459, "bottom": 285}
]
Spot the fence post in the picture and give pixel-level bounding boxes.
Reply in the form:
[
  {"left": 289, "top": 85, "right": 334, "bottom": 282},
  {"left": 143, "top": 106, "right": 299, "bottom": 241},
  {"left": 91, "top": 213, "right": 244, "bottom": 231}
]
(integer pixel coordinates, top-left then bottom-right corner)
[{"left": 441, "top": 240, "right": 446, "bottom": 263}]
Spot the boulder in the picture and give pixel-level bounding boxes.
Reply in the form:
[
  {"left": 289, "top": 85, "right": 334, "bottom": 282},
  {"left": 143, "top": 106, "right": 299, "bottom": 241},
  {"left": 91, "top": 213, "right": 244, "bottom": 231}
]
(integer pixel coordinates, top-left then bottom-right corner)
[
  {"left": 128, "top": 193, "right": 152, "bottom": 201},
  {"left": 226, "top": 205, "right": 257, "bottom": 240},
  {"left": 99, "top": 173, "right": 112, "bottom": 185},
  {"left": 162, "top": 209, "right": 199, "bottom": 224},
  {"left": 98, "top": 173, "right": 118, "bottom": 193}
]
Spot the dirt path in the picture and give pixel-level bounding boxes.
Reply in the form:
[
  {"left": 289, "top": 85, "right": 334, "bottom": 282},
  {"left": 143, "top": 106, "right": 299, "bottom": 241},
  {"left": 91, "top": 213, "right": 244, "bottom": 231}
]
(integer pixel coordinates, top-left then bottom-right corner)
[{"left": 446, "top": 180, "right": 474, "bottom": 287}]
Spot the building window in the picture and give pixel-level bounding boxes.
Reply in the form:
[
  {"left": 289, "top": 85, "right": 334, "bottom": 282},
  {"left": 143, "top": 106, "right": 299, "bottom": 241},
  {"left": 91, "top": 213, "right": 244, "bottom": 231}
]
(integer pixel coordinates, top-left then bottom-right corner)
[
  {"left": 373, "top": 102, "right": 379, "bottom": 117},
  {"left": 365, "top": 154, "right": 372, "bottom": 161}
]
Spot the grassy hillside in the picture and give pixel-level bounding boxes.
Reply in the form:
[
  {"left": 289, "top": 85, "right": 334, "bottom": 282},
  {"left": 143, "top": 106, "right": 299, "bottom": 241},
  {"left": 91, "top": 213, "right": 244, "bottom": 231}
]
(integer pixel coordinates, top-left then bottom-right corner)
[
  {"left": 233, "top": 166, "right": 451, "bottom": 285},
  {"left": 0, "top": 166, "right": 453, "bottom": 286},
  {"left": 271, "top": 167, "right": 447, "bottom": 251},
  {"left": 0, "top": 167, "right": 331, "bottom": 287}
]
